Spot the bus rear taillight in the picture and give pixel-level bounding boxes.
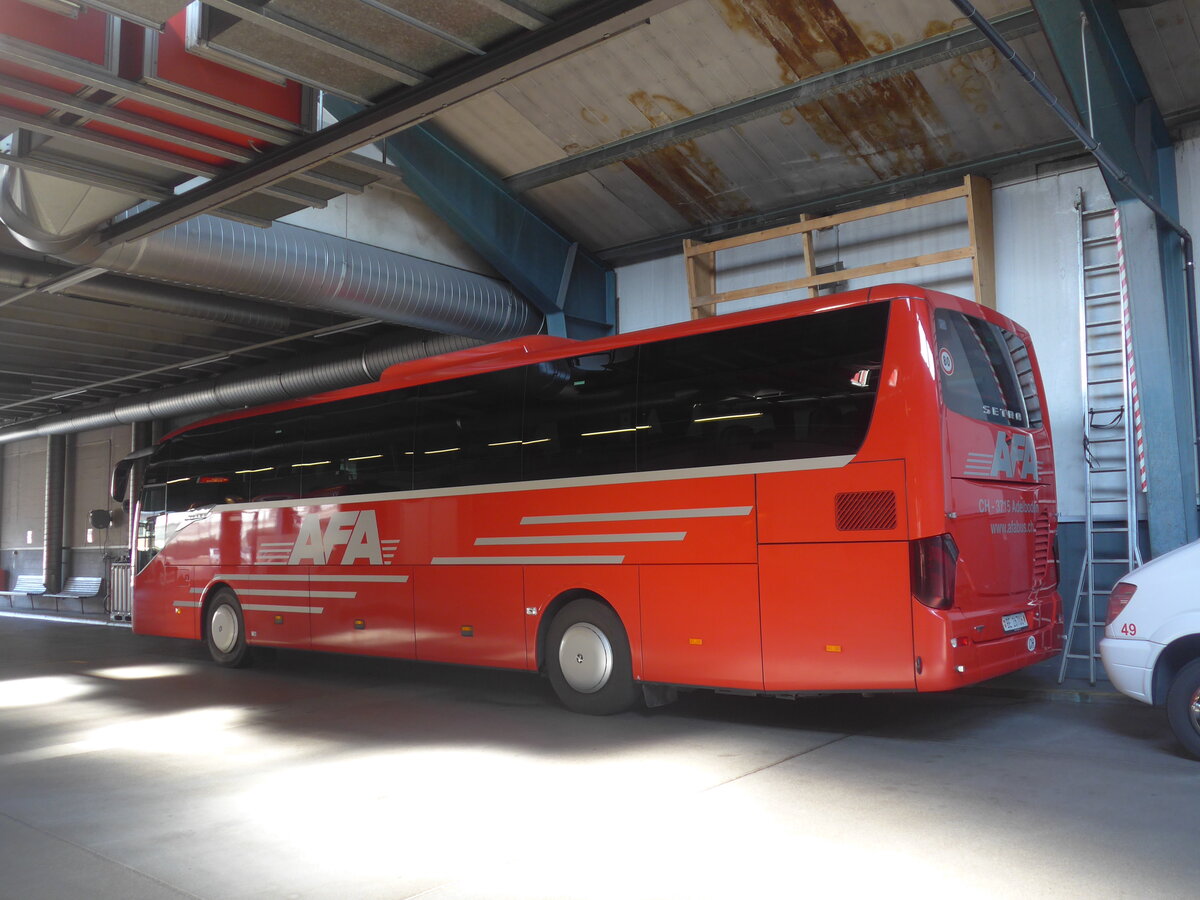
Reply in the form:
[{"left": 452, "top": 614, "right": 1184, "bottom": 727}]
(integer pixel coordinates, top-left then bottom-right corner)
[
  {"left": 1106, "top": 582, "right": 1137, "bottom": 625},
  {"left": 911, "top": 534, "right": 959, "bottom": 610}
]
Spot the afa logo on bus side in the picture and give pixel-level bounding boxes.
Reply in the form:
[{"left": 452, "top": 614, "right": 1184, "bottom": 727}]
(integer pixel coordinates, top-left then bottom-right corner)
[{"left": 287, "top": 510, "right": 391, "bottom": 565}]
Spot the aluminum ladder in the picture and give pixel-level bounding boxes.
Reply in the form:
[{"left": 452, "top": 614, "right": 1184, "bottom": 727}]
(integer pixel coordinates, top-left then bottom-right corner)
[{"left": 1058, "top": 191, "right": 1143, "bottom": 684}]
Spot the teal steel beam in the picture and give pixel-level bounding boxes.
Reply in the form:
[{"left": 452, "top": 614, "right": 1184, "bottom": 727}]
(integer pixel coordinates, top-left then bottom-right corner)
[
  {"left": 287, "top": 99, "right": 614, "bottom": 341},
  {"left": 1029, "top": 0, "right": 1199, "bottom": 553}
]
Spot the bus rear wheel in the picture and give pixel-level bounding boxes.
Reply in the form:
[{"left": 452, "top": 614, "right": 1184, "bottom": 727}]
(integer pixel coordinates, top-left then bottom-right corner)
[
  {"left": 205, "top": 588, "right": 253, "bottom": 668},
  {"left": 546, "top": 598, "right": 638, "bottom": 715}
]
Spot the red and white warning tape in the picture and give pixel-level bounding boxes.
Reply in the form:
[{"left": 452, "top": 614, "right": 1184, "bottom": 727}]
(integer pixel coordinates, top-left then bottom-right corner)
[{"left": 1113, "top": 208, "right": 1148, "bottom": 493}]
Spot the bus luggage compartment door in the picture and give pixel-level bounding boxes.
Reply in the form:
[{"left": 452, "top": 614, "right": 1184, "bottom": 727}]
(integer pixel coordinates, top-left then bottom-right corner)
[{"left": 759, "top": 542, "right": 915, "bottom": 691}]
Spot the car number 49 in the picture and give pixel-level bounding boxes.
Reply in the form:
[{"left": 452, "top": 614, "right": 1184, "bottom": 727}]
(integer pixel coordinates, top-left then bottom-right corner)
[{"left": 1120, "top": 623, "right": 1137, "bottom": 636}]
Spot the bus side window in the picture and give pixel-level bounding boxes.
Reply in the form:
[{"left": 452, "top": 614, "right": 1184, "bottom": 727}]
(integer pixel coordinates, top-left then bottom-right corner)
[
  {"left": 413, "top": 369, "right": 525, "bottom": 490},
  {"left": 299, "top": 392, "right": 416, "bottom": 496},
  {"left": 522, "top": 351, "right": 638, "bottom": 480},
  {"left": 636, "top": 304, "right": 887, "bottom": 470},
  {"left": 247, "top": 415, "right": 307, "bottom": 498}
]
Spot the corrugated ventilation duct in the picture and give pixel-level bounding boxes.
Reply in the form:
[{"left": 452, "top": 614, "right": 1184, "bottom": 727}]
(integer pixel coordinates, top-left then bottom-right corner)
[
  {"left": 64, "top": 210, "right": 542, "bottom": 342},
  {"left": 1, "top": 168, "right": 541, "bottom": 343},
  {"left": 0, "top": 331, "right": 481, "bottom": 444},
  {"left": 0, "top": 256, "right": 294, "bottom": 332}
]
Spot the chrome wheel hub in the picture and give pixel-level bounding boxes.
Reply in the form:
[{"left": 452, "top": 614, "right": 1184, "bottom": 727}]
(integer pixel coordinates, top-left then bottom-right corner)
[
  {"left": 211, "top": 604, "right": 238, "bottom": 654},
  {"left": 558, "top": 622, "right": 613, "bottom": 694},
  {"left": 1190, "top": 687, "right": 1200, "bottom": 734}
]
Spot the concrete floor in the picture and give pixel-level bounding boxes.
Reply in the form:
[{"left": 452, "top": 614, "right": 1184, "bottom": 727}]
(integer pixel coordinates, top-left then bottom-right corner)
[{"left": 1, "top": 614, "right": 1198, "bottom": 900}]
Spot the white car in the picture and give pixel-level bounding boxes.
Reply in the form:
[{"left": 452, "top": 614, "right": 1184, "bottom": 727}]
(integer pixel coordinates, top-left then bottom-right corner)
[{"left": 1100, "top": 538, "right": 1200, "bottom": 758}]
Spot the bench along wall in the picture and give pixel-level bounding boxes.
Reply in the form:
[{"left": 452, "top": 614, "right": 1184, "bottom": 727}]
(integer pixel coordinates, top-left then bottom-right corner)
[{"left": 0, "top": 425, "right": 132, "bottom": 588}]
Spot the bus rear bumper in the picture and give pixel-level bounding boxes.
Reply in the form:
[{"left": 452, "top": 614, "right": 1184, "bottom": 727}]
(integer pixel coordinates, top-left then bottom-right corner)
[{"left": 917, "top": 620, "right": 1060, "bottom": 692}]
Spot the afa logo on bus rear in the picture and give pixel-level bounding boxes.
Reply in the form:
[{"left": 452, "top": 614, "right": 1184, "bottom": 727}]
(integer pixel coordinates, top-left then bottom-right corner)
[{"left": 963, "top": 432, "right": 1040, "bottom": 481}]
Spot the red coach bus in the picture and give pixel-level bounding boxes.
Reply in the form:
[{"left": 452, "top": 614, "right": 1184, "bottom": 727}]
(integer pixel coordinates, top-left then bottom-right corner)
[{"left": 114, "top": 284, "right": 1061, "bottom": 714}]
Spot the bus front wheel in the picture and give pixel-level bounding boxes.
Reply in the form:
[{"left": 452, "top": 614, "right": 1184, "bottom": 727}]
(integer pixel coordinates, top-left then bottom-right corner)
[
  {"left": 205, "top": 588, "right": 253, "bottom": 668},
  {"left": 546, "top": 598, "right": 638, "bottom": 715}
]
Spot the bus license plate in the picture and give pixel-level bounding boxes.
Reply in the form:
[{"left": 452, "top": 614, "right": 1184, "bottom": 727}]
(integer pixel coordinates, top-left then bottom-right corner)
[{"left": 1002, "top": 613, "right": 1028, "bottom": 633}]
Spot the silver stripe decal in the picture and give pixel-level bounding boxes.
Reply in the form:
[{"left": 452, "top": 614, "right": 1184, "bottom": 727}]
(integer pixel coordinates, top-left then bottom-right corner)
[
  {"left": 214, "top": 574, "right": 305, "bottom": 582},
  {"left": 431, "top": 556, "right": 624, "bottom": 566},
  {"left": 309, "top": 574, "right": 408, "bottom": 583},
  {"left": 475, "top": 532, "right": 685, "bottom": 545},
  {"left": 173, "top": 601, "right": 202, "bottom": 608},
  {"left": 521, "top": 507, "right": 752, "bottom": 525},
  {"left": 210, "top": 574, "right": 409, "bottom": 583},
  {"left": 208, "top": 455, "right": 854, "bottom": 512},
  {"left": 189, "top": 588, "right": 353, "bottom": 599},
  {"left": 242, "top": 604, "right": 325, "bottom": 615}
]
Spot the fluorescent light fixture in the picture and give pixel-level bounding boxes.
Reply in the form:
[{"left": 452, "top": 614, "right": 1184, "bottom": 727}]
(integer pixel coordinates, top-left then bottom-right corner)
[
  {"left": 693, "top": 412, "right": 764, "bottom": 423},
  {"left": 313, "top": 319, "right": 378, "bottom": 338},
  {"left": 179, "top": 355, "right": 229, "bottom": 370},
  {"left": 348, "top": 454, "right": 383, "bottom": 461},
  {"left": 522, "top": 438, "right": 551, "bottom": 445},
  {"left": 235, "top": 467, "right": 274, "bottom": 474},
  {"left": 424, "top": 447, "right": 460, "bottom": 455},
  {"left": 581, "top": 425, "right": 650, "bottom": 437},
  {"left": 487, "top": 440, "right": 522, "bottom": 447},
  {"left": 292, "top": 460, "right": 332, "bottom": 468}
]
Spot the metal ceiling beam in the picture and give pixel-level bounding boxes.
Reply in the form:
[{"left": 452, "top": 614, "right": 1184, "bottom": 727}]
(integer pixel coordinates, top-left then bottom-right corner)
[
  {"left": 0, "top": 304, "right": 268, "bottom": 354},
  {"left": 472, "top": 0, "right": 551, "bottom": 30},
  {"left": 327, "top": 153, "right": 414, "bottom": 196},
  {"left": 0, "top": 103, "right": 224, "bottom": 179},
  {"left": 0, "top": 324, "right": 204, "bottom": 364},
  {"left": 2, "top": 117, "right": 289, "bottom": 228},
  {"left": 0, "top": 72, "right": 258, "bottom": 163},
  {"left": 597, "top": 136, "right": 1082, "bottom": 262},
  {"left": 0, "top": 150, "right": 174, "bottom": 201},
  {"left": 0, "top": 344, "right": 157, "bottom": 375},
  {"left": 203, "top": 0, "right": 430, "bottom": 86},
  {"left": 0, "top": 316, "right": 382, "bottom": 418},
  {"left": 351, "top": 0, "right": 486, "bottom": 56},
  {"left": 506, "top": 7, "right": 1042, "bottom": 193},
  {"left": 0, "top": 254, "right": 301, "bottom": 332},
  {"left": 0, "top": 35, "right": 302, "bottom": 145},
  {"left": 96, "top": 0, "right": 686, "bottom": 249}
]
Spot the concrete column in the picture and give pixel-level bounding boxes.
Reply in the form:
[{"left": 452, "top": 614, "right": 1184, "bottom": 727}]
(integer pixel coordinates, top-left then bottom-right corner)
[{"left": 42, "top": 434, "right": 66, "bottom": 593}]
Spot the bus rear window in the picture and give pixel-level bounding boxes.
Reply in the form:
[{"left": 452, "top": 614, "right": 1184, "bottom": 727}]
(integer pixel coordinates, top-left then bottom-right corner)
[{"left": 935, "top": 309, "right": 1032, "bottom": 428}]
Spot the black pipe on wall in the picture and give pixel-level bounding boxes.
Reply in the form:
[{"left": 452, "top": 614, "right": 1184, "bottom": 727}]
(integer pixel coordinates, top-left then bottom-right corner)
[{"left": 42, "top": 433, "right": 65, "bottom": 594}]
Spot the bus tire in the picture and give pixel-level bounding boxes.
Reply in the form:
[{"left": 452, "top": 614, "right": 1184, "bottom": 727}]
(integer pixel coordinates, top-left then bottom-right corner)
[
  {"left": 546, "top": 598, "right": 638, "bottom": 715},
  {"left": 205, "top": 588, "right": 253, "bottom": 668},
  {"left": 1166, "top": 658, "right": 1200, "bottom": 759}
]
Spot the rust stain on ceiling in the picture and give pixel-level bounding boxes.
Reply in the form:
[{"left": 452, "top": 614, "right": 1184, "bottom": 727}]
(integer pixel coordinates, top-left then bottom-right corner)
[
  {"left": 616, "top": 91, "right": 752, "bottom": 227},
  {"left": 717, "top": 0, "right": 958, "bottom": 180}
]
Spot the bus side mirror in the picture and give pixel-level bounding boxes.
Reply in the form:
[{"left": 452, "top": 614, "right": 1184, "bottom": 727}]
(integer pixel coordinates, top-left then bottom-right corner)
[
  {"left": 111, "top": 459, "right": 131, "bottom": 503},
  {"left": 111, "top": 446, "right": 155, "bottom": 503}
]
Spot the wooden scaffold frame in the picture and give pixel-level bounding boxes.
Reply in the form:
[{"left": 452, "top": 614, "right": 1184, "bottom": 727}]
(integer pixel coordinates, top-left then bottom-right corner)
[{"left": 684, "top": 175, "right": 996, "bottom": 318}]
